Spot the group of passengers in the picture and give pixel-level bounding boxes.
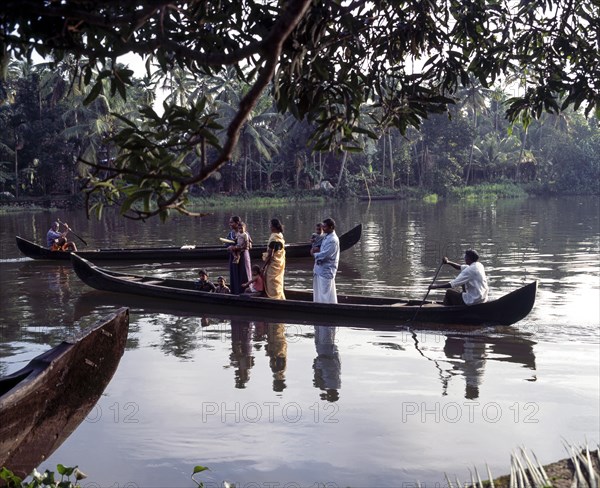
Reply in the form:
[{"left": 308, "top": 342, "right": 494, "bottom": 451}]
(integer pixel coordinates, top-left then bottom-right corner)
[{"left": 47, "top": 216, "right": 488, "bottom": 306}]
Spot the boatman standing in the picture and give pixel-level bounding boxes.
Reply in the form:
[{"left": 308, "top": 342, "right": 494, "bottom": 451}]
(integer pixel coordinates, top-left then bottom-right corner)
[
  {"left": 311, "top": 218, "right": 340, "bottom": 303},
  {"left": 429, "top": 249, "right": 489, "bottom": 306}
]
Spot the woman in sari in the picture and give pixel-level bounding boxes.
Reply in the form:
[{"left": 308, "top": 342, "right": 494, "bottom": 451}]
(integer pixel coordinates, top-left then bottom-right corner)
[
  {"left": 262, "top": 218, "right": 286, "bottom": 299},
  {"left": 226, "top": 215, "right": 252, "bottom": 294}
]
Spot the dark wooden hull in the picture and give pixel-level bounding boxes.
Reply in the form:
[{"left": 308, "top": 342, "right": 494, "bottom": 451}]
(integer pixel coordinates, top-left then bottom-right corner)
[
  {"left": 71, "top": 254, "right": 537, "bottom": 327},
  {"left": 16, "top": 224, "right": 362, "bottom": 262},
  {"left": 0, "top": 308, "right": 129, "bottom": 477}
]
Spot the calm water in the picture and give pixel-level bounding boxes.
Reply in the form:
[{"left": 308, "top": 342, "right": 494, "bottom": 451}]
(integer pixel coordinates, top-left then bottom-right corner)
[{"left": 0, "top": 196, "right": 598, "bottom": 487}]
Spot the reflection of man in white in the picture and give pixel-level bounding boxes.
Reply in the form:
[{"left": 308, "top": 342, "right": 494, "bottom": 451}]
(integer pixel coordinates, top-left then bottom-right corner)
[
  {"left": 314, "top": 326, "right": 341, "bottom": 401},
  {"left": 311, "top": 218, "right": 340, "bottom": 303}
]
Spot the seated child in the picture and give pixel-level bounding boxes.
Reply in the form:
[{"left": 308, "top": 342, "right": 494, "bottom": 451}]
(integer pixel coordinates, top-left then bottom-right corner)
[
  {"left": 51, "top": 236, "right": 77, "bottom": 252},
  {"left": 311, "top": 222, "right": 324, "bottom": 250},
  {"left": 242, "top": 265, "right": 265, "bottom": 297},
  {"left": 194, "top": 269, "right": 216, "bottom": 292},
  {"left": 231, "top": 221, "right": 250, "bottom": 264},
  {"left": 215, "top": 276, "right": 231, "bottom": 294}
]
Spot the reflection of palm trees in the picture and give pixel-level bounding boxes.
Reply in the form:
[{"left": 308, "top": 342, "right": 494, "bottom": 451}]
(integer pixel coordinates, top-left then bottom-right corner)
[
  {"left": 266, "top": 324, "right": 287, "bottom": 392},
  {"left": 159, "top": 316, "right": 203, "bottom": 359},
  {"left": 230, "top": 321, "right": 254, "bottom": 389},
  {"left": 313, "top": 326, "right": 341, "bottom": 402}
]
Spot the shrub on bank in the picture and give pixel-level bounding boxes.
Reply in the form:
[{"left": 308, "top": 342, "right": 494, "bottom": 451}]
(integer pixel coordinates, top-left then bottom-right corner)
[{"left": 449, "top": 183, "right": 527, "bottom": 200}]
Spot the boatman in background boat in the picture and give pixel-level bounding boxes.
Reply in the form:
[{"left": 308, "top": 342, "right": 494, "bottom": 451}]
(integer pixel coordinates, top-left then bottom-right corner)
[
  {"left": 46, "top": 221, "right": 72, "bottom": 249},
  {"left": 311, "top": 218, "right": 340, "bottom": 303},
  {"left": 429, "top": 249, "right": 489, "bottom": 306}
]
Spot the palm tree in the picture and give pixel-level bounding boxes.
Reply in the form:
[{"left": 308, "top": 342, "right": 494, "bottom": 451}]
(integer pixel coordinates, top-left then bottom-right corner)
[{"left": 458, "top": 78, "right": 491, "bottom": 185}]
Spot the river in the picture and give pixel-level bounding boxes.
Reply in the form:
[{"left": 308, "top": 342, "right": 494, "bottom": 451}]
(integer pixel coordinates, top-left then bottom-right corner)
[{"left": 0, "top": 196, "right": 598, "bottom": 487}]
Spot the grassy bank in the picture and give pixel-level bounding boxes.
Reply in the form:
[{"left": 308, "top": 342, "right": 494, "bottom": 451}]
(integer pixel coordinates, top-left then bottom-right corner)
[
  {"left": 448, "top": 183, "right": 527, "bottom": 201},
  {"left": 187, "top": 191, "right": 328, "bottom": 210}
]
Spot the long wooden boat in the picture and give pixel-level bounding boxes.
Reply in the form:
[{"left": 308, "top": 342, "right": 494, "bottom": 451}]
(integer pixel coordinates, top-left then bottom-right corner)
[
  {"left": 0, "top": 308, "right": 129, "bottom": 477},
  {"left": 71, "top": 254, "right": 537, "bottom": 327},
  {"left": 16, "top": 224, "right": 362, "bottom": 262}
]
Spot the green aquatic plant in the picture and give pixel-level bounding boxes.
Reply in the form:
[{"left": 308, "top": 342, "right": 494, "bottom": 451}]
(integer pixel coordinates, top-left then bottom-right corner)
[
  {"left": 423, "top": 193, "right": 439, "bottom": 203},
  {"left": 0, "top": 464, "right": 87, "bottom": 488},
  {"left": 449, "top": 183, "right": 527, "bottom": 200}
]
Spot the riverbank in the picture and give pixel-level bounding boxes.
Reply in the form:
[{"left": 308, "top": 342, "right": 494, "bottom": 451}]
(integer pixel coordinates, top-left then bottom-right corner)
[
  {"left": 463, "top": 448, "right": 600, "bottom": 488},
  {"left": 0, "top": 182, "right": 597, "bottom": 214}
]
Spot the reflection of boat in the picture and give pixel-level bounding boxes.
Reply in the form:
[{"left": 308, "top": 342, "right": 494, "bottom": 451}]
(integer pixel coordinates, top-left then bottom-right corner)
[
  {"left": 410, "top": 330, "right": 537, "bottom": 400},
  {"left": 16, "top": 224, "right": 362, "bottom": 262},
  {"left": 444, "top": 333, "right": 537, "bottom": 397},
  {"left": 0, "top": 308, "right": 129, "bottom": 477},
  {"left": 72, "top": 254, "right": 537, "bottom": 326}
]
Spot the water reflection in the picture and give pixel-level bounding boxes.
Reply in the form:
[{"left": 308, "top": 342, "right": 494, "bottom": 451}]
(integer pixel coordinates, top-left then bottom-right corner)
[
  {"left": 158, "top": 316, "right": 208, "bottom": 359},
  {"left": 230, "top": 321, "right": 254, "bottom": 388},
  {"left": 410, "top": 328, "right": 537, "bottom": 399},
  {"left": 443, "top": 336, "right": 487, "bottom": 399},
  {"left": 313, "top": 326, "right": 341, "bottom": 402},
  {"left": 254, "top": 323, "right": 288, "bottom": 392}
]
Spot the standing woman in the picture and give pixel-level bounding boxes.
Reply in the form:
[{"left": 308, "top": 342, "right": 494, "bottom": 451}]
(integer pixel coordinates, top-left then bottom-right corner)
[
  {"left": 262, "top": 218, "right": 286, "bottom": 299},
  {"left": 227, "top": 216, "right": 251, "bottom": 294}
]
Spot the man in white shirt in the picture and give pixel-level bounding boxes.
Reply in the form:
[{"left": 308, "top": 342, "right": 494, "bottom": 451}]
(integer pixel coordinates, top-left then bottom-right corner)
[
  {"left": 310, "top": 218, "right": 340, "bottom": 303},
  {"left": 429, "top": 249, "right": 489, "bottom": 306}
]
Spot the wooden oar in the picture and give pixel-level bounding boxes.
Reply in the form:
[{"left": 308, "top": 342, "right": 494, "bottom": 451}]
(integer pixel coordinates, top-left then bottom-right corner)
[
  {"left": 57, "top": 219, "right": 88, "bottom": 246},
  {"left": 411, "top": 259, "right": 445, "bottom": 322}
]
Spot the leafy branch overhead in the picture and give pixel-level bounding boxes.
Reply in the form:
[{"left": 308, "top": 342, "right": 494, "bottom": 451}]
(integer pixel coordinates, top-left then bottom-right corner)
[{"left": 1, "top": 0, "right": 598, "bottom": 219}]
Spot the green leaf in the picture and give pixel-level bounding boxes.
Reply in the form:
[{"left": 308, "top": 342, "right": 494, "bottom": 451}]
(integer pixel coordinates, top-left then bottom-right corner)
[
  {"left": 192, "top": 466, "right": 209, "bottom": 474},
  {"left": 82, "top": 81, "right": 103, "bottom": 106}
]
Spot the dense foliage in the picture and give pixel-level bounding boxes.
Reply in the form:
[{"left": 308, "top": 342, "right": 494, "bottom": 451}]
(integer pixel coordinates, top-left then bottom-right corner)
[
  {"left": 1, "top": 1, "right": 599, "bottom": 217},
  {"left": 0, "top": 60, "right": 598, "bottom": 205}
]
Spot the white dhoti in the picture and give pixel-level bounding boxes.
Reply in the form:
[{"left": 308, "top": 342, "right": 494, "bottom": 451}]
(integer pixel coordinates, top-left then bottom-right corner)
[{"left": 313, "top": 274, "right": 337, "bottom": 303}]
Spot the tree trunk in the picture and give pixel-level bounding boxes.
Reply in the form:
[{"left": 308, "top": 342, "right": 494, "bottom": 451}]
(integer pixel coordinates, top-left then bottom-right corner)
[
  {"left": 465, "top": 142, "right": 474, "bottom": 185},
  {"left": 295, "top": 155, "right": 303, "bottom": 190},
  {"left": 388, "top": 131, "right": 394, "bottom": 189},
  {"left": 319, "top": 152, "right": 323, "bottom": 182},
  {"left": 516, "top": 129, "right": 527, "bottom": 183},
  {"left": 242, "top": 146, "right": 248, "bottom": 191},
  {"left": 381, "top": 134, "right": 386, "bottom": 185},
  {"left": 336, "top": 151, "right": 348, "bottom": 188},
  {"left": 14, "top": 148, "right": 19, "bottom": 198}
]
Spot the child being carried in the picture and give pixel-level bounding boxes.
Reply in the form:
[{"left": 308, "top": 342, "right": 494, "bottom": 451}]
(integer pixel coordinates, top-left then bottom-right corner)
[{"left": 231, "top": 221, "right": 250, "bottom": 264}]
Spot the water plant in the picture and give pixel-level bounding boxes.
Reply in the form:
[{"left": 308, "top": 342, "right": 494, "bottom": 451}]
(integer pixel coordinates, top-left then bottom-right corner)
[
  {"left": 445, "top": 441, "right": 599, "bottom": 488},
  {"left": 0, "top": 464, "right": 86, "bottom": 488}
]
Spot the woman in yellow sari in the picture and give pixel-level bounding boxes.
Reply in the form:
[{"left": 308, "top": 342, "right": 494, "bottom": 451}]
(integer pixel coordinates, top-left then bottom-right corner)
[{"left": 262, "top": 218, "right": 286, "bottom": 299}]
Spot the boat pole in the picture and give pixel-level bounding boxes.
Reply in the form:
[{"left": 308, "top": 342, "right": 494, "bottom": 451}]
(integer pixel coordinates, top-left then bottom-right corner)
[
  {"left": 57, "top": 219, "right": 88, "bottom": 246},
  {"left": 411, "top": 259, "right": 445, "bottom": 322}
]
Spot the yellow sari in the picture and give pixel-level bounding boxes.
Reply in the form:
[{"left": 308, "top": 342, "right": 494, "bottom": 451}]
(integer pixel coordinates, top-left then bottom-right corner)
[{"left": 263, "top": 232, "right": 286, "bottom": 299}]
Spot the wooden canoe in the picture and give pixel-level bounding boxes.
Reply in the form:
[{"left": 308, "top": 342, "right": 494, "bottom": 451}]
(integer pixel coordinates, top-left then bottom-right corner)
[
  {"left": 0, "top": 308, "right": 129, "bottom": 477},
  {"left": 71, "top": 254, "right": 537, "bottom": 327},
  {"left": 16, "top": 224, "right": 361, "bottom": 262}
]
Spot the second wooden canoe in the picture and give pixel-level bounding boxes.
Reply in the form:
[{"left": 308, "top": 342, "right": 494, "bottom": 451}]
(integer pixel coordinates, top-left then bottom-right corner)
[{"left": 16, "top": 224, "right": 362, "bottom": 262}]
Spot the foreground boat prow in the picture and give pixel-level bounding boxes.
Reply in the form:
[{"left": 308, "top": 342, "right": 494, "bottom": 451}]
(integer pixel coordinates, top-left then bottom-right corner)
[{"left": 0, "top": 308, "right": 129, "bottom": 477}]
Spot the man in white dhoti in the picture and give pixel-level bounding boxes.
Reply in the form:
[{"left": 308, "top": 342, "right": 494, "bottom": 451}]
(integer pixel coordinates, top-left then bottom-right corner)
[{"left": 311, "top": 218, "right": 340, "bottom": 303}]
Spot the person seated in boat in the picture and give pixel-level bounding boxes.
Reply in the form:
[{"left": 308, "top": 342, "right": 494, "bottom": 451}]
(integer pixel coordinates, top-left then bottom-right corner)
[
  {"left": 231, "top": 221, "right": 250, "bottom": 265},
  {"left": 50, "top": 236, "right": 78, "bottom": 252},
  {"left": 311, "top": 222, "right": 324, "bottom": 249},
  {"left": 429, "top": 250, "right": 489, "bottom": 306},
  {"left": 46, "top": 221, "right": 67, "bottom": 248},
  {"left": 215, "top": 276, "right": 231, "bottom": 294},
  {"left": 242, "top": 265, "right": 265, "bottom": 297},
  {"left": 194, "top": 269, "right": 217, "bottom": 292}
]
